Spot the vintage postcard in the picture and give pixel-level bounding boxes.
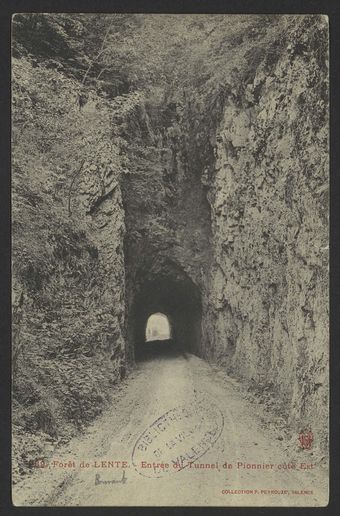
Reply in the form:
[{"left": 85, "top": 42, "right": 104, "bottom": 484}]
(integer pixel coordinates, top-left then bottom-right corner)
[{"left": 11, "top": 13, "right": 329, "bottom": 506}]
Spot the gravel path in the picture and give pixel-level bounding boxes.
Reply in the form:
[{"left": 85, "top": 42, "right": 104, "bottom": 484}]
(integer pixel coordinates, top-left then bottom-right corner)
[{"left": 13, "top": 352, "right": 328, "bottom": 506}]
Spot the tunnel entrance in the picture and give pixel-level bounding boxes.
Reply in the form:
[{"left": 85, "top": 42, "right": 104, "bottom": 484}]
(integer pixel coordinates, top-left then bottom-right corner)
[
  {"left": 130, "top": 264, "right": 202, "bottom": 362},
  {"left": 145, "top": 313, "right": 171, "bottom": 342},
  {"left": 142, "top": 312, "right": 174, "bottom": 358}
]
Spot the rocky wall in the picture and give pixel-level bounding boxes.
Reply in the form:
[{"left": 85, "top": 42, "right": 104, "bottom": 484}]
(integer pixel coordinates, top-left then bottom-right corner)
[
  {"left": 204, "top": 17, "right": 328, "bottom": 451},
  {"left": 12, "top": 64, "right": 129, "bottom": 481},
  {"left": 121, "top": 95, "right": 212, "bottom": 361},
  {"left": 75, "top": 133, "right": 127, "bottom": 379}
]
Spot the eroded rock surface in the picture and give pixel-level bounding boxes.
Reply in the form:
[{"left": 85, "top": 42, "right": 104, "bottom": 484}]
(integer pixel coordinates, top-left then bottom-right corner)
[{"left": 204, "top": 19, "right": 328, "bottom": 450}]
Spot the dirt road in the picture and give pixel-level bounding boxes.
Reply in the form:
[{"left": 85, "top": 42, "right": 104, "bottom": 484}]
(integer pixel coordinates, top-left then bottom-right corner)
[{"left": 13, "top": 352, "right": 328, "bottom": 506}]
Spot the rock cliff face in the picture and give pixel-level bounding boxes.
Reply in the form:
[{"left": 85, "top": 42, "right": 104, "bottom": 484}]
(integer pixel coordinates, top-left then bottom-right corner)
[
  {"left": 203, "top": 17, "right": 328, "bottom": 449},
  {"left": 74, "top": 118, "right": 127, "bottom": 379},
  {"left": 11, "top": 64, "right": 130, "bottom": 480},
  {"left": 120, "top": 95, "right": 213, "bottom": 361},
  {"left": 120, "top": 16, "right": 328, "bottom": 452}
]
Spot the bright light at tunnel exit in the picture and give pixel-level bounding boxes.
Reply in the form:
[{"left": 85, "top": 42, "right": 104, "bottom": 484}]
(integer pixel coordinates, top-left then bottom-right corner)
[{"left": 145, "top": 313, "right": 171, "bottom": 342}]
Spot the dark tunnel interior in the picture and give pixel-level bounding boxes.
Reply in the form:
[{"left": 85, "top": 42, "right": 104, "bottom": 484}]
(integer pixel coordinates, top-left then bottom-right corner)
[{"left": 131, "top": 273, "right": 202, "bottom": 361}]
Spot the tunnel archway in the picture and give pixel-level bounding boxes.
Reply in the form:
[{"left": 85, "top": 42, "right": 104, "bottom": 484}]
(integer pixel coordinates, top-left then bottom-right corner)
[
  {"left": 130, "top": 263, "right": 202, "bottom": 361},
  {"left": 145, "top": 313, "right": 171, "bottom": 341}
]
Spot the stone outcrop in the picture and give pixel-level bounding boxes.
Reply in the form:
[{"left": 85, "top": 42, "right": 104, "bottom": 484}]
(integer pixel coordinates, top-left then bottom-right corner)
[
  {"left": 120, "top": 94, "right": 213, "bottom": 361},
  {"left": 203, "top": 16, "right": 328, "bottom": 450},
  {"left": 121, "top": 16, "right": 328, "bottom": 453},
  {"left": 11, "top": 64, "right": 131, "bottom": 481}
]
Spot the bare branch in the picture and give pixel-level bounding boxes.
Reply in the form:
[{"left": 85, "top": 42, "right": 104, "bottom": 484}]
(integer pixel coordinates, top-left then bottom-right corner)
[{"left": 82, "top": 24, "right": 113, "bottom": 87}]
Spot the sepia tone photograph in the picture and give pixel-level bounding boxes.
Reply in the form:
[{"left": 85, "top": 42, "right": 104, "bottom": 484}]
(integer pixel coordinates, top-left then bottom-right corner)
[{"left": 11, "top": 13, "right": 329, "bottom": 506}]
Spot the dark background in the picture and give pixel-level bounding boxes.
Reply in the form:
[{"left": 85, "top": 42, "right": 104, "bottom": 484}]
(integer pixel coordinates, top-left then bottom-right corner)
[{"left": 1, "top": 1, "right": 339, "bottom": 515}]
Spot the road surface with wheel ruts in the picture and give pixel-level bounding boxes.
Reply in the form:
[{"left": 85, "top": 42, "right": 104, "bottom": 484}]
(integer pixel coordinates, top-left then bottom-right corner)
[{"left": 12, "top": 352, "right": 328, "bottom": 507}]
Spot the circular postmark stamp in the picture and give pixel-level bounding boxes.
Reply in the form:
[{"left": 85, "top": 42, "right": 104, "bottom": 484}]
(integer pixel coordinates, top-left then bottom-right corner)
[{"left": 132, "top": 394, "right": 224, "bottom": 478}]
